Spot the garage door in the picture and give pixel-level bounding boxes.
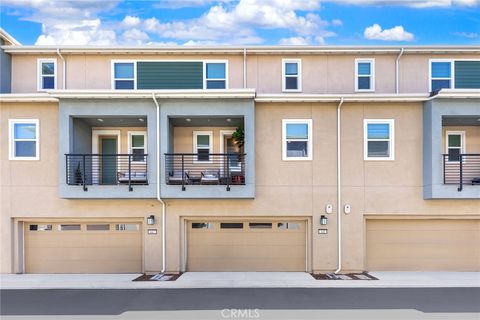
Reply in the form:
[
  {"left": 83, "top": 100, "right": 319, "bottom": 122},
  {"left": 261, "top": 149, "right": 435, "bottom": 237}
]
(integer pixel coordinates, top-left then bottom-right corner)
[
  {"left": 25, "top": 222, "right": 142, "bottom": 273},
  {"left": 366, "top": 219, "right": 480, "bottom": 271},
  {"left": 187, "top": 220, "right": 306, "bottom": 271}
]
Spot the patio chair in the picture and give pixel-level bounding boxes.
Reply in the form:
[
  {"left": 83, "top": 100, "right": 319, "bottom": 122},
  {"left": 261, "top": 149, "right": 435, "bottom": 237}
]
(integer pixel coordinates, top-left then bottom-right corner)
[
  {"left": 201, "top": 170, "right": 220, "bottom": 185},
  {"left": 117, "top": 171, "right": 148, "bottom": 184},
  {"left": 167, "top": 170, "right": 187, "bottom": 185}
]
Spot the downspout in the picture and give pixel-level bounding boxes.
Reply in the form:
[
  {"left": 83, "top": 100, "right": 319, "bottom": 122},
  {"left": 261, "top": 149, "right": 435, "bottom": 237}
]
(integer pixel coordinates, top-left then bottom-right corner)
[
  {"left": 56, "top": 48, "right": 66, "bottom": 89},
  {"left": 152, "top": 93, "right": 166, "bottom": 274},
  {"left": 395, "top": 48, "right": 404, "bottom": 94},
  {"left": 334, "top": 97, "right": 344, "bottom": 275},
  {"left": 243, "top": 48, "right": 247, "bottom": 88}
]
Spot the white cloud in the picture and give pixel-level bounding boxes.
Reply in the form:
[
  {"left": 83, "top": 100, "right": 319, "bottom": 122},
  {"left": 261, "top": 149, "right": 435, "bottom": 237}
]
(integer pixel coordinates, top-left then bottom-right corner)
[
  {"left": 364, "top": 23, "right": 414, "bottom": 41},
  {"left": 121, "top": 28, "right": 150, "bottom": 45},
  {"left": 35, "top": 19, "right": 116, "bottom": 45},
  {"left": 279, "top": 36, "right": 311, "bottom": 45},
  {"left": 452, "top": 31, "right": 479, "bottom": 38},
  {"left": 122, "top": 16, "right": 141, "bottom": 28},
  {"left": 326, "top": 0, "right": 479, "bottom": 7},
  {"left": 331, "top": 19, "right": 343, "bottom": 26}
]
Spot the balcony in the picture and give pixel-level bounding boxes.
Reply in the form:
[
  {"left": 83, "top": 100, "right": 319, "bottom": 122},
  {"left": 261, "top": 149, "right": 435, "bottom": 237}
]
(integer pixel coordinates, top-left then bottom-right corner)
[
  {"left": 66, "top": 154, "right": 148, "bottom": 191},
  {"left": 443, "top": 154, "right": 480, "bottom": 191},
  {"left": 165, "top": 153, "right": 245, "bottom": 191}
]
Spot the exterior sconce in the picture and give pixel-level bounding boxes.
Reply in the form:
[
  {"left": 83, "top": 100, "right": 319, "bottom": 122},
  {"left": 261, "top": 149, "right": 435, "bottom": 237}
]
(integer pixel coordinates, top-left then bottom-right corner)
[
  {"left": 147, "top": 215, "right": 155, "bottom": 225},
  {"left": 320, "top": 215, "right": 328, "bottom": 225}
]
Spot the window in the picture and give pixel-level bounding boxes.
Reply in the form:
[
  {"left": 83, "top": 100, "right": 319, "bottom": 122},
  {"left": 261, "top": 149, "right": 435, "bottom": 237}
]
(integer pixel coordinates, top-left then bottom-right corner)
[
  {"left": 364, "top": 119, "right": 395, "bottom": 160},
  {"left": 9, "top": 119, "right": 40, "bottom": 160},
  {"left": 249, "top": 223, "right": 272, "bottom": 229},
  {"left": 115, "top": 223, "right": 140, "bottom": 231},
  {"left": 128, "top": 131, "right": 147, "bottom": 162},
  {"left": 204, "top": 61, "right": 227, "bottom": 89},
  {"left": 192, "top": 222, "right": 214, "bottom": 229},
  {"left": 446, "top": 131, "right": 465, "bottom": 162},
  {"left": 193, "top": 131, "right": 213, "bottom": 162},
  {"left": 59, "top": 224, "right": 81, "bottom": 231},
  {"left": 355, "top": 59, "right": 375, "bottom": 92},
  {"left": 86, "top": 224, "right": 110, "bottom": 231},
  {"left": 220, "top": 222, "right": 243, "bottom": 229},
  {"left": 282, "top": 119, "right": 313, "bottom": 161},
  {"left": 112, "top": 61, "right": 135, "bottom": 89},
  {"left": 37, "top": 59, "right": 56, "bottom": 90},
  {"left": 29, "top": 224, "right": 52, "bottom": 231},
  {"left": 277, "top": 222, "right": 300, "bottom": 230},
  {"left": 282, "top": 59, "right": 302, "bottom": 92},
  {"left": 430, "top": 60, "right": 453, "bottom": 92}
]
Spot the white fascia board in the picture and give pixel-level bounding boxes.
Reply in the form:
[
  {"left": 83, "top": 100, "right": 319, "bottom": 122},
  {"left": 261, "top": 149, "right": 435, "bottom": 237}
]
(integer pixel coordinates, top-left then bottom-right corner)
[
  {"left": 255, "top": 93, "right": 429, "bottom": 103},
  {"left": 0, "top": 93, "right": 58, "bottom": 102},
  {"left": 48, "top": 89, "right": 256, "bottom": 99}
]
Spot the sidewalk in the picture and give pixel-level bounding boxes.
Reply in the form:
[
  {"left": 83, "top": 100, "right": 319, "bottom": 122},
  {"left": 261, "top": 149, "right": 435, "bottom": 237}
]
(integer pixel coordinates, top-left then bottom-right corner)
[{"left": 1, "top": 272, "right": 479, "bottom": 290}]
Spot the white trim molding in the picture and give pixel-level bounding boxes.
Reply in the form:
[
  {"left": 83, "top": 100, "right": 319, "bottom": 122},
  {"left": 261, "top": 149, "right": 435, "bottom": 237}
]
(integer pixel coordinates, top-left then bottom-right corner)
[
  {"left": 37, "top": 58, "right": 57, "bottom": 91},
  {"left": 364, "top": 119, "right": 395, "bottom": 161},
  {"left": 8, "top": 119, "right": 40, "bottom": 161},
  {"left": 282, "top": 59, "right": 302, "bottom": 92},
  {"left": 355, "top": 58, "right": 375, "bottom": 92},
  {"left": 282, "top": 119, "right": 313, "bottom": 161},
  {"left": 111, "top": 60, "right": 137, "bottom": 90},
  {"left": 203, "top": 60, "right": 229, "bottom": 89}
]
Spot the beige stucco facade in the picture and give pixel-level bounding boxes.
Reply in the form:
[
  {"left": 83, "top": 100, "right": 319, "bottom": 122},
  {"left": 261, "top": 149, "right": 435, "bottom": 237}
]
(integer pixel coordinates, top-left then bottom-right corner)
[{"left": 2, "top": 99, "right": 479, "bottom": 274}]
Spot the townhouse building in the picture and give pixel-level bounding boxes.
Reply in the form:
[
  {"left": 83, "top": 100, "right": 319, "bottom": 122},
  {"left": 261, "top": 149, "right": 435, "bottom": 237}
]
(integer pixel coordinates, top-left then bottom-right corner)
[{"left": 1, "top": 28, "right": 479, "bottom": 274}]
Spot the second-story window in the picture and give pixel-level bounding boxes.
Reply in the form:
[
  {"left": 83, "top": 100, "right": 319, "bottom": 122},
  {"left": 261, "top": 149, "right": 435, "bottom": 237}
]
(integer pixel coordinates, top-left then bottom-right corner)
[
  {"left": 38, "top": 59, "right": 56, "bottom": 90},
  {"left": 446, "top": 131, "right": 465, "bottom": 162},
  {"left": 113, "top": 62, "right": 135, "bottom": 89},
  {"left": 193, "top": 131, "right": 213, "bottom": 162},
  {"left": 282, "top": 119, "right": 312, "bottom": 160},
  {"left": 355, "top": 59, "right": 375, "bottom": 92},
  {"left": 9, "top": 119, "right": 40, "bottom": 160},
  {"left": 205, "top": 62, "right": 227, "bottom": 89},
  {"left": 128, "top": 131, "right": 147, "bottom": 162},
  {"left": 282, "top": 59, "right": 302, "bottom": 92},
  {"left": 364, "top": 119, "right": 394, "bottom": 161},
  {"left": 430, "top": 60, "right": 452, "bottom": 92}
]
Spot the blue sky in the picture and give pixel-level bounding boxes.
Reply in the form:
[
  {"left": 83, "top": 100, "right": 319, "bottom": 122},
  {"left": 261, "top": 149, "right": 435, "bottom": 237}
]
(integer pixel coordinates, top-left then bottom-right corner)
[{"left": 1, "top": 0, "right": 479, "bottom": 46}]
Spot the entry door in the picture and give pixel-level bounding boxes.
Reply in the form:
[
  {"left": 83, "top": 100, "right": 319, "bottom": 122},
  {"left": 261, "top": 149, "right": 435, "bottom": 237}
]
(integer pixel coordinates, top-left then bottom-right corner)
[{"left": 101, "top": 138, "right": 117, "bottom": 184}]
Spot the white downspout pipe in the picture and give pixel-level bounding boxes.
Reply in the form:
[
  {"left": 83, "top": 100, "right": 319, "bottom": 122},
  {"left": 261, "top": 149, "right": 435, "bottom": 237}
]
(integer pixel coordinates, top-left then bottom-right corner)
[
  {"left": 334, "top": 97, "right": 344, "bottom": 275},
  {"left": 56, "top": 48, "right": 66, "bottom": 89},
  {"left": 243, "top": 48, "right": 247, "bottom": 88},
  {"left": 152, "top": 93, "right": 166, "bottom": 273},
  {"left": 395, "top": 48, "right": 404, "bottom": 94}
]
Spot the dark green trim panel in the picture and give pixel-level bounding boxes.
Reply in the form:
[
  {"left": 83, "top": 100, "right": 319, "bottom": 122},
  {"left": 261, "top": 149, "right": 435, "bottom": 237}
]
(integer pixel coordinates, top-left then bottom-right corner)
[
  {"left": 455, "top": 61, "right": 480, "bottom": 89},
  {"left": 137, "top": 62, "right": 203, "bottom": 89}
]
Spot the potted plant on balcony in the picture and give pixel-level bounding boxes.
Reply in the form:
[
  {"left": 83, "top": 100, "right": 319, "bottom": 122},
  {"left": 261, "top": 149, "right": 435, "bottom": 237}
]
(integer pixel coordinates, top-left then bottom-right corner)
[
  {"left": 74, "top": 163, "right": 84, "bottom": 185},
  {"left": 232, "top": 125, "right": 244, "bottom": 149}
]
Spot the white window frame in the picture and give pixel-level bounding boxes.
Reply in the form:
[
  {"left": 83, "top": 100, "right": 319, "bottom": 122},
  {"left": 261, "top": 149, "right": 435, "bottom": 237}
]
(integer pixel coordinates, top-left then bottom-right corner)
[
  {"left": 429, "top": 59, "right": 454, "bottom": 92},
  {"left": 111, "top": 60, "right": 137, "bottom": 90},
  {"left": 364, "top": 119, "right": 395, "bottom": 161},
  {"left": 282, "top": 59, "right": 302, "bottom": 92},
  {"left": 9, "top": 119, "right": 40, "bottom": 161},
  {"left": 445, "top": 130, "right": 465, "bottom": 162},
  {"left": 203, "top": 60, "right": 229, "bottom": 89},
  {"left": 128, "top": 131, "right": 147, "bottom": 163},
  {"left": 282, "top": 119, "right": 313, "bottom": 161},
  {"left": 355, "top": 58, "right": 375, "bottom": 92},
  {"left": 37, "top": 58, "right": 57, "bottom": 91},
  {"left": 193, "top": 131, "right": 213, "bottom": 163}
]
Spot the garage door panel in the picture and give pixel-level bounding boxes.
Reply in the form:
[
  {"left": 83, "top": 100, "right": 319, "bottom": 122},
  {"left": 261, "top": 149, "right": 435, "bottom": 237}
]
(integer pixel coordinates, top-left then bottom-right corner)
[
  {"left": 188, "top": 219, "right": 306, "bottom": 271},
  {"left": 25, "top": 222, "right": 142, "bottom": 274},
  {"left": 367, "top": 219, "right": 480, "bottom": 271}
]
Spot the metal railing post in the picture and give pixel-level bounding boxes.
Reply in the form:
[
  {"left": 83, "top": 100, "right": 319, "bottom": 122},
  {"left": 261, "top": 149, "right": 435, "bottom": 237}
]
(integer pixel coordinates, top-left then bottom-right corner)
[
  {"left": 443, "top": 155, "right": 446, "bottom": 185},
  {"left": 458, "top": 154, "right": 463, "bottom": 192},
  {"left": 181, "top": 154, "right": 185, "bottom": 191},
  {"left": 82, "top": 154, "right": 88, "bottom": 191},
  {"left": 226, "top": 153, "right": 230, "bottom": 191},
  {"left": 128, "top": 154, "right": 133, "bottom": 192}
]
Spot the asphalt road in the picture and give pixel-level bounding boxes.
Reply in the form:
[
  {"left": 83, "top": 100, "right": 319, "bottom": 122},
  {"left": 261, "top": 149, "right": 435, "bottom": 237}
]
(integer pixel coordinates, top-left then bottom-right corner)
[{"left": 1, "top": 288, "right": 479, "bottom": 315}]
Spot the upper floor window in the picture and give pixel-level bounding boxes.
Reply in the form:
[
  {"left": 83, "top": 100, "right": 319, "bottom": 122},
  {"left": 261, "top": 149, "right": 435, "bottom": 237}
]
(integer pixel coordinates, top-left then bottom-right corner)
[
  {"left": 9, "top": 119, "right": 40, "bottom": 160},
  {"left": 282, "top": 119, "right": 312, "bottom": 161},
  {"left": 430, "top": 60, "right": 452, "bottom": 92},
  {"left": 282, "top": 59, "right": 302, "bottom": 92},
  {"left": 113, "top": 61, "right": 135, "bottom": 89},
  {"left": 37, "top": 59, "right": 56, "bottom": 90},
  {"left": 193, "top": 131, "right": 213, "bottom": 162},
  {"left": 355, "top": 59, "right": 375, "bottom": 92},
  {"left": 364, "top": 119, "right": 394, "bottom": 161},
  {"left": 128, "top": 131, "right": 147, "bottom": 162},
  {"left": 204, "top": 62, "right": 227, "bottom": 89},
  {"left": 445, "top": 131, "right": 465, "bottom": 162}
]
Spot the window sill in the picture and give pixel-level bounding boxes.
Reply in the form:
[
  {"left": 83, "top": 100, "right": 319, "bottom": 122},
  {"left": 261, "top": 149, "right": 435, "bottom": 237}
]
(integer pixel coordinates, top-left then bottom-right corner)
[{"left": 364, "top": 157, "right": 395, "bottom": 161}]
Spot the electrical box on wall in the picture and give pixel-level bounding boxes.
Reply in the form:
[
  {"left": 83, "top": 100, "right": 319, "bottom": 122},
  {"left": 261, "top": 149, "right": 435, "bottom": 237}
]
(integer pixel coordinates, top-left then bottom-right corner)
[
  {"left": 325, "top": 204, "right": 333, "bottom": 214},
  {"left": 344, "top": 204, "right": 351, "bottom": 214}
]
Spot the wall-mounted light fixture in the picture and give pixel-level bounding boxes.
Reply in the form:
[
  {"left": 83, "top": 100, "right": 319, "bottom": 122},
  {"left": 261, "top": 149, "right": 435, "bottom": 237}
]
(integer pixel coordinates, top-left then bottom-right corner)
[
  {"left": 320, "top": 215, "right": 328, "bottom": 225},
  {"left": 147, "top": 215, "right": 155, "bottom": 225}
]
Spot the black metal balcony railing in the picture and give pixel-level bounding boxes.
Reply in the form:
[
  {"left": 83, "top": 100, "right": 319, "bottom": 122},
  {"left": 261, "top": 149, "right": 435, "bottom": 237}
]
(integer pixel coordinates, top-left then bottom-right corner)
[
  {"left": 165, "top": 153, "right": 246, "bottom": 191},
  {"left": 443, "top": 154, "right": 480, "bottom": 191},
  {"left": 66, "top": 154, "right": 148, "bottom": 192}
]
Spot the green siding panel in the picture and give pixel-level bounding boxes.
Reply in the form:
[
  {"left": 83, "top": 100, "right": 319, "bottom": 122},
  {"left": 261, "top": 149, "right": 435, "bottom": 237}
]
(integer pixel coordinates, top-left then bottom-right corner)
[
  {"left": 137, "top": 62, "right": 203, "bottom": 89},
  {"left": 454, "top": 61, "right": 480, "bottom": 89}
]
